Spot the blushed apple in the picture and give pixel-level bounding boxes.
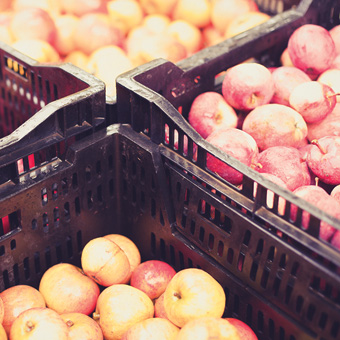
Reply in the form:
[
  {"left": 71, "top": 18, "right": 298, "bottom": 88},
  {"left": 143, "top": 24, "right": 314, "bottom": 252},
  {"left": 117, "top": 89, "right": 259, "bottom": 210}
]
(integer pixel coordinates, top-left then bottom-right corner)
[
  {"left": 331, "top": 54, "right": 340, "bottom": 69},
  {"left": 154, "top": 293, "right": 170, "bottom": 320},
  {"left": 163, "top": 268, "right": 226, "bottom": 328},
  {"left": 318, "top": 68, "right": 340, "bottom": 103},
  {"left": 254, "top": 146, "right": 311, "bottom": 191},
  {"left": 290, "top": 185, "right": 339, "bottom": 241},
  {"left": 307, "top": 103, "right": 340, "bottom": 141},
  {"left": 225, "top": 318, "right": 258, "bottom": 340},
  {"left": 205, "top": 127, "right": 259, "bottom": 185},
  {"left": 330, "top": 230, "right": 340, "bottom": 250},
  {"left": 0, "top": 285, "right": 46, "bottom": 336},
  {"left": 188, "top": 91, "right": 238, "bottom": 138},
  {"left": 289, "top": 81, "right": 337, "bottom": 123},
  {"left": 331, "top": 184, "right": 340, "bottom": 203},
  {"left": 242, "top": 103, "right": 307, "bottom": 150},
  {"left": 39, "top": 263, "right": 100, "bottom": 315},
  {"left": 329, "top": 25, "right": 340, "bottom": 55},
  {"left": 307, "top": 136, "right": 340, "bottom": 185},
  {"left": 10, "top": 307, "right": 69, "bottom": 340},
  {"left": 271, "top": 66, "right": 311, "bottom": 106},
  {"left": 130, "top": 260, "right": 176, "bottom": 300},
  {"left": 222, "top": 62, "right": 274, "bottom": 111},
  {"left": 287, "top": 24, "right": 336, "bottom": 79}
]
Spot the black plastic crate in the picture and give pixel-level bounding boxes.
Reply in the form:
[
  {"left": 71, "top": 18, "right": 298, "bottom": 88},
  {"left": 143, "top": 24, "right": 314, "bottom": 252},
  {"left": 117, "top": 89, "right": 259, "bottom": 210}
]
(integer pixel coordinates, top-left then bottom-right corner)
[
  {"left": 114, "top": 0, "right": 340, "bottom": 339},
  {"left": 0, "top": 41, "right": 106, "bottom": 189}
]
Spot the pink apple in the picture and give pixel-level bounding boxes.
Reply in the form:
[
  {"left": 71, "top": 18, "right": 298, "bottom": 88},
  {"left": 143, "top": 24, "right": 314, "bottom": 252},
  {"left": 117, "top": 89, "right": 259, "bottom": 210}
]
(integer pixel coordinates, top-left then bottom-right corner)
[
  {"left": 329, "top": 25, "right": 340, "bottom": 55},
  {"left": 307, "top": 103, "right": 340, "bottom": 141},
  {"left": 331, "top": 54, "right": 340, "bottom": 69},
  {"left": 222, "top": 62, "right": 274, "bottom": 111},
  {"left": 225, "top": 318, "right": 258, "bottom": 340},
  {"left": 289, "top": 81, "right": 337, "bottom": 123},
  {"left": 331, "top": 184, "right": 340, "bottom": 202},
  {"left": 330, "top": 230, "right": 340, "bottom": 250},
  {"left": 188, "top": 91, "right": 238, "bottom": 139},
  {"left": 287, "top": 24, "right": 337, "bottom": 79},
  {"left": 206, "top": 127, "right": 259, "bottom": 185},
  {"left": 290, "top": 185, "right": 339, "bottom": 241},
  {"left": 318, "top": 68, "right": 340, "bottom": 103},
  {"left": 130, "top": 260, "right": 176, "bottom": 300},
  {"left": 242, "top": 103, "right": 307, "bottom": 150},
  {"left": 254, "top": 146, "right": 311, "bottom": 191},
  {"left": 306, "top": 136, "right": 340, "bottom": 185},
  {"left": 271, "top": 66, "right": 311, "bottom": 106},
  {"left": 253, "top": 172, "right": 288, "bottom": 215}
]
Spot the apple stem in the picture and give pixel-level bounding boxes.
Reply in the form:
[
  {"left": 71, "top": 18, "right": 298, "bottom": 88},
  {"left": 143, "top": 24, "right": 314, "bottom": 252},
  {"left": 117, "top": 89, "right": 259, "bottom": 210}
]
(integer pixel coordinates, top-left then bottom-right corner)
[
  {"left": 315, "top": 177, "right": 319, "bottom": 187},
  {"left": 250, "top": 162, "right": 263, "bottom": 170},
  {"left": 311, "top": 139, "right": 327, "bottom": 154},
  {"left": 25, "top": 321, "right": 35, "bottom": 332},
  {"left": 93, "top": 312, "right": 100, "bottom": 321},
  {"left": 66, "top": 320, "right": 74, "bottom": 328},
  {"left": 326, "top": 92, "right": 340, "bottom": 99},
  {"left": 173, "top": 292, "right": 182, "bottom": 299}
]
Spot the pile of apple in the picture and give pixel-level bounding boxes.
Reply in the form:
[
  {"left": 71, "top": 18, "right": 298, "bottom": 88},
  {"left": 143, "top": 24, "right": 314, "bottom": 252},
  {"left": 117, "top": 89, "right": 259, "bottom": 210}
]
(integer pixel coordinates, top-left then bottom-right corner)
[
  {"left": 0, "top": 233, "right": 258, "bottom": 340},
  {"left": 187, "top": 23, "right": 340, "bottom": 248},
  {"left": 0, "top": 0, "right": 273, "bottom": 97}
]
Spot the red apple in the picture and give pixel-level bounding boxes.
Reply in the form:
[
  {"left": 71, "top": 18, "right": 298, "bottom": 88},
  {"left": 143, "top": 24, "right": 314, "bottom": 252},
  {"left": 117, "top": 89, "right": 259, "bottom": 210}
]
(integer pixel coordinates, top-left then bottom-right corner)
[
  {"left": 271, "top": 66, "right": 311, "bottom": 106},
  {"left": 205, "top": 127, "right": 259, "bottom": 185},
  {"left": 330, "top": 25, "right": 340, "bottom": 55},
  {"left": 318, "top": 68, "right": 340, "bottom": 103},
  {"left": 225, "top": 318, "right": 258, "bottom": 340},
  {"left": 287, "top": 24, "right": 337, "bottom": 79},
  {"left": 10, "top": 307, "right": 69, "bottom": 340},
  {"left": 130, "top": 260, "right": 176, "bottom": 300},
  {"left": 254, "top": 146, "right": 311, "bottom": 191},
  {"left": 154, "top": 293, "right": 170, "bottom": 320},
  {"left": 307, "top": 103, "right": 340, "bottom": 141},
  {"left": 330, "top": 230, "right": 340, "bottom": 250},
  {"left": 39, "top": 263, "right": 100, "bottom": 315},
  {"left": 61, "top": 312, "right": 103, "bottom": 340},
  {"left": 242, "top": 103, "right": 307, "bottom": 150},
  {"left": 306, "top": 136, "right": 340, "bottom": 185},
  {"left": 188, "top": 91, "right": 238, "bottom": 138},
  {"left": 289, "top": 81, "right": 337, "bottom": 123},
  {"left": 0, "top": 285, "right": 46, "bottom": 336},
  {"left": 290, "top": 185, "right": 339, "bottom": 241},
  {"left": 222, "top": 63, "right": 274, "bottom": 111},
  {"left": 253, "top": 172, "right": 288, "bottom": 215}
]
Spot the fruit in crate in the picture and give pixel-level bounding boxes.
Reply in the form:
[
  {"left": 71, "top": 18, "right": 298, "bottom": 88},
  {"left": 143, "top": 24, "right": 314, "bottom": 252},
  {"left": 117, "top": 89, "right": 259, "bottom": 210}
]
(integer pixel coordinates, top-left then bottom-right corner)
[
  {"left": 163, "top": 268, "right": 226, "bottom": 328},
  {"left": 242, "top": 103, "right": 308, "bottom": 150},
  {"left": 288, "top": 81, "right": 337, "bottom": 123},
  {"left": 225, "top": 318, "right": 258, "bottom": 340},
  {"left": 205, "top": 127, "right": 259, "bottom": 185},
  {"left": 287, "top": 24, "right": 337, "bottom": 79},
  {"left": 121, "top": 317, "right": 180, "bottom": 340},
  {"left": 254, "top": 146, "right": 311, "bottom": 191},
  {"left": 9, "top": 307, "right": 69, "bottom": 340},
  {"left": 61, "top": 312, "right": 103, "bottom": 340},
  {"left": 0, "top": 285, "right": 46, "bottom": 335},
  {"left": 318, "top": 68, "right": 340, "bottom": 103},
  {"left": 103, "top": 233, "right": 141, "bottom": 283},
  {"left": 270, "top": 66, "right": 311, "bottom": 106},
  {"left": 222, "top": 62, "right": 275, "bottom": 111},
  {"left": 290, "top": 185, "right": 340, "bottom": 241},
  {"left": 93, "top": 284, "right": 154, "bottom": 340},
  {"left": 81, "top": 236, "right": 131, "bottom": 286},
  {"left": 176, "top": 316, "right": 240, "bottom": 340},
  {"left": 306, "top": 136, "right": 340, "bottom": 185},
  {"left": 188, "top": 91, "right": 238, "bottom": 138},
  {"left": 130, "top": 260, "right": 177, "bottom": 300},
  {"left": 39, "top": 263, "right": 100, "bottom": 315}
]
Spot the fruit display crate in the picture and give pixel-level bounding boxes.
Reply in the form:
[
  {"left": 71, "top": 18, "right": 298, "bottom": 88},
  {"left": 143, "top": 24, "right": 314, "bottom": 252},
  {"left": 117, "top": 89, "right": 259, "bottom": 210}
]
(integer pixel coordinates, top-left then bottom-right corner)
[
  {"left": 113, "top": 0, "right": 340, "bottom": 339},
  {"left": 0, "top": 40, "right": 107, "bottom": 189}
]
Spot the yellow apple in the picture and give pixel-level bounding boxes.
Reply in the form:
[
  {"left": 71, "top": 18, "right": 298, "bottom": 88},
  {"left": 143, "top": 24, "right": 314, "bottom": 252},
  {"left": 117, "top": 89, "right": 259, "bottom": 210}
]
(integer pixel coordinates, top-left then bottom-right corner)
[
  {"left": 163, "top": 268, "right": 226, "bottom": 327},
  {"left": 93, "top": 284, "right": 154, "bottom": 340}
]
